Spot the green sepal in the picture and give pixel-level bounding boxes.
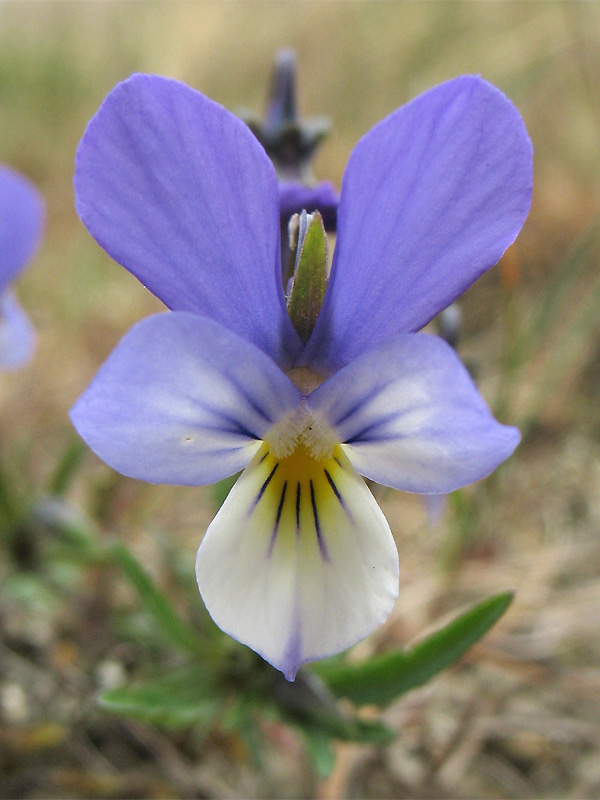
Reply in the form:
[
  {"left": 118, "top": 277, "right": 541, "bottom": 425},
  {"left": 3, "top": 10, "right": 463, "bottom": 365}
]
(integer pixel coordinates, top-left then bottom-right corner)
[
  {"left": 286, "top": 210, "right": 328, "bottom": 342},
  {"left": 312, "top": 591, "right": 513, "bottom": 706}
]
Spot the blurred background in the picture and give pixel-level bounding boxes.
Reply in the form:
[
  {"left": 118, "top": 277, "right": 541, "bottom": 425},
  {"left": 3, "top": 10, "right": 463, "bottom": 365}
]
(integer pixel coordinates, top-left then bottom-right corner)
[{"left": 1, "top": 2, "right": 600, "bottom": 797}]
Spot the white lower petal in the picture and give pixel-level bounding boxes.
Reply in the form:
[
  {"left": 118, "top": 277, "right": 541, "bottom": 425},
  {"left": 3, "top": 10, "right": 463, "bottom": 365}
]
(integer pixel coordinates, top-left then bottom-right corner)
[{"left": 196, "top": 443, "right": 399, "bottom": 680}]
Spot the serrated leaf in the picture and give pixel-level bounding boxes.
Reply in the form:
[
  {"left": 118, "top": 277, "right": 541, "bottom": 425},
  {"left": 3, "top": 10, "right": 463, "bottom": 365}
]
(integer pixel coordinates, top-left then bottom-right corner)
[
  {"left": 100, "top": 667, "right": 221, "bottom": 730},
  {"left": 313, "top": 591, "right": 513, "bottom": 706},
  {"left": 110, "top": 542, "right": 203, "bottom": 657}
]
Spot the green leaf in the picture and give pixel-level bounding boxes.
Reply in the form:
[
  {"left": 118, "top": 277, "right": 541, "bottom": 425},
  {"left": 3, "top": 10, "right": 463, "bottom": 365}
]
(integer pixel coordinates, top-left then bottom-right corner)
[
  {"left": 100, "top": 666, "right": 221, "bottom": 729},
  {"left": 235, "top": 710, "right": 266, "bottom": 769},
  {"left": 269, "top": 669, "right": 394, "bottom": 744},
  {"left": 220, "top": 694, "right": 267, "bottom": 768},
  {"left": 211, "top": 472, "right": 239, "bottom": 510},
  {"left": 300, "top": 727, "right": 336, "bottom": 778},
  {"left": 286, "top": 211, "right": 328, "bottom": 342},
  {"left": 313, "top": 591, "right": 513, "bottom": 706},
  {"left": 291, "top": 707, "right": 393, "bottom": 744},
  {"left": 0, "top": 459, "right": 28, "bottom": 530},
  {"left": 33, "top": 498, "right": 104, "bottom": 563},
  {"left": 47, "top": 437, "right": 88, "bottom": 496},
  {"left": 345, "top": 717, "right": 395, "bottom": 744},
  {"left": 110, "top": 542, "right": 203, "bottom": 657}
]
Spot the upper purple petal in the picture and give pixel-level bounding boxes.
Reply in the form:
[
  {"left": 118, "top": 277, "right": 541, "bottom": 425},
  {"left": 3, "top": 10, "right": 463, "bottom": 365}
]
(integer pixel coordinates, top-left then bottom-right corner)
[
  {"left": 0, "top": 166, "right": 44, "bottom": 291},
  {"left": 300, "top": 76, "right": 533, "bottom": 373},
  {"left": 74, "top": 74, "right": 301, "bottom": 368}
]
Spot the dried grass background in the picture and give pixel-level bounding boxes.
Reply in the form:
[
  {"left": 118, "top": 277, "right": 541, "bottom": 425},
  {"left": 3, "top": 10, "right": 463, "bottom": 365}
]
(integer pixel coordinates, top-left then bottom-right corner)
[{"left": 1, "top": 2, "right": 600, "bottom": 798}]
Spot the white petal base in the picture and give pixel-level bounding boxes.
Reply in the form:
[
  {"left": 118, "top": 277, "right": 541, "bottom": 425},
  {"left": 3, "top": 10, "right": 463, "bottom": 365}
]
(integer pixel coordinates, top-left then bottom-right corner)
[{"left": 196, "top": 443, "right": 399, "bottom": 680}]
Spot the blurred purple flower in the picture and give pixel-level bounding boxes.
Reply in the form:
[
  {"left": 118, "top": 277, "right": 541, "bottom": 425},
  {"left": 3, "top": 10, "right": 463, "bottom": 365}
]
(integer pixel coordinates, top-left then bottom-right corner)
[
  {"left": 71, "top": 74, "right": 532, "bottom": 679},
  {"left": 279, "top": 181, "right": 338, "bottom": 234},
  {"left": 245, "top": 49, "right": 339, "bottom": 234},
  {"left": 0, "top": 167, "right": 43, "bottom": 369}
]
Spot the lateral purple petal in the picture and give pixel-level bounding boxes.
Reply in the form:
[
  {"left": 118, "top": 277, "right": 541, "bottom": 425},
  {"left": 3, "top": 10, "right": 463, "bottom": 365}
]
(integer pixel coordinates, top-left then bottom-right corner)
[
  {"left": 301, "top": 76, "right": 533, "bottom": 372},
  {"left": 75, "top": 74, "right": 301, "bottom": 368},
  {"left": 307, "top": 333, "right": 520, "bottom": 494},
  {"left": 70, "top": 312, "right": 302, "bottom": 486},
  {"left": 0, "top": 166, "right": 44, "bottom": 291}
]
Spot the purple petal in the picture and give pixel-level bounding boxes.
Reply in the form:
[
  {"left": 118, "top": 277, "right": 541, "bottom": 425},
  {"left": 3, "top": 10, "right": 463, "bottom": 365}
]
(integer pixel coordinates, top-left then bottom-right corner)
[
  {"left": 423, "top": 493, "right": 448, "bottom": 525},
  {"left": 300, "top": 76, "right": 533, "bottom": 373},
  {"left": 307, "top": 333, "right": 520, "bottom": 494},
  {"left": 279, "top": 181, "right": 338, "bottom": 231},
  {"left": 75, "top": 74, "right": 301, "bottom": 368},
  {"left": 70, "top": 312, "right": 302, "bottom": 485},
  {"left": 0, "top": 166, "right": 44, "bottom": 291},
  {"left": 0, "top": 291, "right": 35, "bottom": 369}
]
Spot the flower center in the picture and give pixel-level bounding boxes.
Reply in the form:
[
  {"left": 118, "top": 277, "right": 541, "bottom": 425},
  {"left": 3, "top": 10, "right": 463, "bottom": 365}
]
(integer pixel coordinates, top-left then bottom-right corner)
[
  {"left": 264, "top": 366, "right": 335, "bottom": 461},
  {"left": 265, "top": 401, "right": 338, "bottom": 461},
  {"left": 248, "top": 441, "right": 354, "bottom": 563},
  {"left": 286, "top": 366, "right": 325, "bottom": 394}
]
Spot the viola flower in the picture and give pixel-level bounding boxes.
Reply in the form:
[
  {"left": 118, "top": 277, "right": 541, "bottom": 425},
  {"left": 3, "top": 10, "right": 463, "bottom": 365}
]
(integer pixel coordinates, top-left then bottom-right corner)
[
  {"left": 0, "top": 166, "right": 43, "bottom": 369},
  {"left": 71, "top": 74, "right": 532, "bottom": 680}
]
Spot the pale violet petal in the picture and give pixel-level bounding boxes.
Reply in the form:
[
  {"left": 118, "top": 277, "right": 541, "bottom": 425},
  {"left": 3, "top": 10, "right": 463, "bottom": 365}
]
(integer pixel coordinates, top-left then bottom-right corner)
[
  {"left": 0, "top": 291, "right": 35, "bottom": 369},
  {"left": 75, "top": 74, "right": 301, "bottom": 368},
  {"left": 0, "top": 166, "right": 44, "bottom": 291},
  {"left": 70, "top": 312, "right": 301, "bottom": 485},
  {"left": 300, "top": 76, "right": 532, "bottom": 373},
  {"left": 423, "top": 493, "right": 448, "bottom": 525},
  {"left": 196, "top": 444, "right": 399, "bottom": 680},
  {"left": 307, "top": 333, "right": 520, "bottom": 494}
]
